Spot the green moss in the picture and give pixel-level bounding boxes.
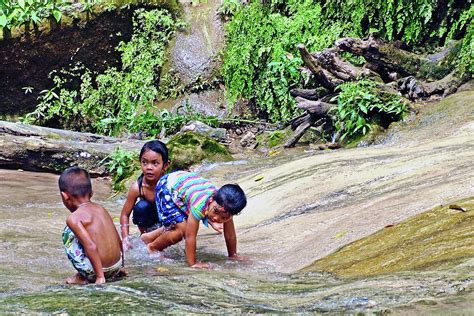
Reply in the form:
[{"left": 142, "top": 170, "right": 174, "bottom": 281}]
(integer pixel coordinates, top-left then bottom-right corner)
[
  {"left": 168, "top": 132, "right": 231, "bottom": 170},
  {"left": 372, "top": 43, "right": 457, "bottom": 81},
  {"left": 302, "top": 197, "right": 474, "bottom": 278},
  {"left": 45, "top": 133, "right": 61, "bottom": 140},
  {"left": 257, "top": 129, "right": 292, "bottom": 148}
]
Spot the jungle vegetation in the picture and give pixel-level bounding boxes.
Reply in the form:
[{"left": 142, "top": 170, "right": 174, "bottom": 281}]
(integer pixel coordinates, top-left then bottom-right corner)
[{"left": 12, "top": 0, "right": 473, "bottom": 142}]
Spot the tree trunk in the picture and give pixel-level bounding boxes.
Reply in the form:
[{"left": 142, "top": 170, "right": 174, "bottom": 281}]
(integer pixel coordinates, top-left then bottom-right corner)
[
  {"left": 295, "top": 97, "right": 335, "bottom": 116},
  {"left": 312, "top": 48, "right": 363, "bottom": 81},
  {"left": 335, "top": 33, "right": 454, "bottom": 80},
  {"left": 297, "top": 44, "right": 342, "bottom": 90},
  {"left": 0, "top": 121, "right": 144, "bottom": 175},
  {"left": 290, "top": 87, "right": 330, "bottom": 100},
  {"left": 284, "top": 116, "right": 315, "bottom": 148}
]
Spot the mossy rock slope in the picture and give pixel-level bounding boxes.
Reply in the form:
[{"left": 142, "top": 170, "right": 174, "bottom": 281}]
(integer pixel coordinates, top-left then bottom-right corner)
[
  {"left": 167, "top": 131, "right": 232, "bottom": 170},
  {"left": 303, "top": 197, "right": 474, "bottom": 278}
]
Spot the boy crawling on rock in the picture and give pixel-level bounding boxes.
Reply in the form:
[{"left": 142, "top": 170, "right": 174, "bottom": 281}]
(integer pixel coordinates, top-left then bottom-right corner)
[{"left": 59, "top": 166, "right": 126, "bottom": 284}]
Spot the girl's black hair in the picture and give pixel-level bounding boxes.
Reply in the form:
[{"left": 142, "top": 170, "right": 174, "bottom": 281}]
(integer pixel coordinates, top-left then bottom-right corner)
[
  {"left": 139, "top": 140, "right": 169, "bottom": 162},
  {"left": 214, "top": 184, "right": 247, "bottom": 215}
]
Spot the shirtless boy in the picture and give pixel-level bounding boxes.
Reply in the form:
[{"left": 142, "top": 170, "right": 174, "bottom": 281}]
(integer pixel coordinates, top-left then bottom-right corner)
[{"left": 59, "top": 166, "right": 126, "bottom": 284}]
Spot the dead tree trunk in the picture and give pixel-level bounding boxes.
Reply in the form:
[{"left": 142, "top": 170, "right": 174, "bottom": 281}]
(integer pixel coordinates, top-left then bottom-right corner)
[
  {"left": 335, "top": 33, "right": 460, "bottom": 82},
  {"left": 284, "top": 97, "right": 336, "bottom": 148},
  {"left": 0, "top": 121, "right": 144, "bottom": 175},
  {"left": 297, "top": 44, "right": 343, "bottom": 90},
  {"left": 312, "top": 48, "right": 363, "bottom": 81},
  {"left": 290, "top": 87, "right": 330, "bottom": 100},
  {"left": 286, "top": 33, "right": 468, "bottom": 147}
]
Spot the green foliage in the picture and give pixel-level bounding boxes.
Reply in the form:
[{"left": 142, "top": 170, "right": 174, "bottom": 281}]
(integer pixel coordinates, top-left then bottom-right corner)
[
  {"left": 256, "top": 53, "right": 305, "bottom": 121},
  {"left": 222, "top": 0, "right": 471, "bottom": 122},
  {"left": 217, "top": 0, "right": 242, "bottom": 19},
  {"left": 0, "top": 0, "right": 97, "bottom": 33},
  {"left": 24, "top": 9, "right": 202, "bottom": 136},
  {"left": 331, "top": 79, "right": 407, "bottom": 141},
  {"left": 103, "top": 147, "right": 137, "bottom": 192},
  {"left": 456, "top": 8, "right": 473, "bottom": 75},
  {"left": 222, "top": 1, "right": 346, "bottom": 122},
  {"left": 321, "top": 0, "right": 471, "bottom": 46}
]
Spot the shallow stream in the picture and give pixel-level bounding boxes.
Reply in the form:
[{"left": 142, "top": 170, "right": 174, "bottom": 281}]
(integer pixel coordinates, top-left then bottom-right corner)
[{"left": 1, "top": 91, "right": 473, "bottom": 313}]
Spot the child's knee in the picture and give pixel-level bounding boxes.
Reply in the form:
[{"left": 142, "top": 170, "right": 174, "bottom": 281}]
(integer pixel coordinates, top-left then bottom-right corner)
[{"left": 132, "top": 200, "right": 158, "bottom": 228}]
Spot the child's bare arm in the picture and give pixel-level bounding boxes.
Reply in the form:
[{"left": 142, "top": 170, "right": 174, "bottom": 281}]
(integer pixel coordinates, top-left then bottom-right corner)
[
  {"left": 185, "top": 215, "right": 200, "bottom": 266},
  {"left": 223, "top": 219, "right": 248, "bottom": 262},
  {"left": 67, "top": 216, "right": 105, "bottom": 283},
  {"left": 223, "top": 218, "right": 237, "bottom": 257},
  {"left": 120, "top": 184, "right": 139, "bottom": 248}
]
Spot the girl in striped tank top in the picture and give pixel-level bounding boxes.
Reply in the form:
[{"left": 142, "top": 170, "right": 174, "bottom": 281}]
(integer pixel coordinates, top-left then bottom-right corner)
[{"left": 141, "top": 171, "right": 248, "bottom": 268}]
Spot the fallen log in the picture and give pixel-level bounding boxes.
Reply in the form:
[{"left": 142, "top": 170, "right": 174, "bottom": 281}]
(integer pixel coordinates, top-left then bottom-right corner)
[
  {"left": 335, "top": 33, "right": 455, "bottom": 81},
  {"left": 295, "top": 97, "right": 334, "bottom": 116},
  {"left": 284, "top": 116, "right": 318, "bottom": 148},
  {"left": 312, "top": 48, "right": 362, "bottom": 81},
  {"left": 397, "top": 71, "right": 467, "bottom": 100},
  {"left": 297, "top": 44, "right": 343, "bottom": 90},
  {"left": 290, "top": 87, "right": 330, "bottom": 100},
  {"left": 284, "top": 97, "right": 336, "bottom": 148},
  {"left": 0, "top": 121, "right": 145, "bottom": 175},
  {"left": 288, "top": 113, "right": 311, "bottom": 130},
  {"left": 287, "top": 34, "right": 466, "bottom": 148}
]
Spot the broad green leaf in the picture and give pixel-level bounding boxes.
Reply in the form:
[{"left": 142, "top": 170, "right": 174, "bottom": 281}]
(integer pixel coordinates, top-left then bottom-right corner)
[
  {"left": 0, "top": 14, "right": 6, "bottom": 27},
  {"left": 52, "top": 9, "right": 61, "bottom": 22}
]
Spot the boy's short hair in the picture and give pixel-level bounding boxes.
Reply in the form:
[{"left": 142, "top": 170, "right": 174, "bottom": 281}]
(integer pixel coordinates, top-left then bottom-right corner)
[
  {"left": 140, "top": 140, "right": 169, "bottom": 162},
  {"left": 58, "top": 167, "right": 92, "bottom": 197},
  {"left": 215, "top": 184, "right": 247, "bottom": 215}
]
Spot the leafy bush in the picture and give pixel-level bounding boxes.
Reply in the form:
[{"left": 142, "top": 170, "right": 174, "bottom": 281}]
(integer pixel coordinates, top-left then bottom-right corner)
[
  {"left": 0, "top": 0, "right": 65, "bottom": 32},
  {"left": 103, "top": 147, "right": 138, "bottom": 192},
  {"left": 222, "top": 0, "right": 472, "bottom": 124},
  {"left": 456, "top": 9, "right": 473, "bottom": 75},
  {"left": 322, "top": 0, "right": 471, "bottom": 46},
  {"left": 217, "top": 0, "right": 242, "bottom": 19},
  {"left": 331, "top": 79, "right": 407, "bottom": 141},
  {"left": 24, "top": 8, "right": 197, "bottom": 136},
  {"left": 222, "top": 1, "right": 346, "bottom": 122}
]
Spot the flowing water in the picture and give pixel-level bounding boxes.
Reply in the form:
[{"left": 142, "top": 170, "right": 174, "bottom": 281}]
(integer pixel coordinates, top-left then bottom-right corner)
[{"left": 0, "top": 91, "right": 473, "bottom": 313}]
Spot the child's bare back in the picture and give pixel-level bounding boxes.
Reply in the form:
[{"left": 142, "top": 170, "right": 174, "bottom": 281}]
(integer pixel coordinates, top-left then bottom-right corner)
[
  {"left": 59, "top": 167, "right": 126, "bottom": 284},
  {"left": 67, "top": 202, "right": 122, "bottom": 268}
]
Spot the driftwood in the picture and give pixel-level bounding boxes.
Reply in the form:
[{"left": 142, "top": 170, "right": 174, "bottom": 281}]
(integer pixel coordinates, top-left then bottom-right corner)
[
  {"left": 295, "top": 97, "right": 334, "bottom": 115},
  {"left": 284, "top": 97, "right": 335, "bottom": 148},
  {"left": 312, "top": 48, "right": 363, "bottom": 81},
  {"left": 0, "top": 121, "right": 145, "bottom": 175},
  {"left": 284, "top": 116, "right": 317, "bottom": 148},
  {"left": 297, "top": 44, "right": 343, "bottom": 90},
  {"left": 397, "top": 72, "right": 466, "bottom": 100},
  {"left": 285, "top": 33, "right": 468, "bottom": 147},
  {"left": 335, "top": 33, "right": 464, "bottom": 83},
  {"left": 290, "top": 87, "right": 330, "bottom": 100}
]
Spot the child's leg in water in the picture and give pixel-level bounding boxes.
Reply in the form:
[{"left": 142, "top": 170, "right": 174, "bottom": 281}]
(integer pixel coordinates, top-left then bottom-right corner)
[
  {"left": 66, "top": 272, "right": 89, "bottom": 285},
  {"left": 141, "top": 227, "right": 165, "bottom": 244},
  {"left": 146, "top": 222, "right": 186, "bottom": 253}
]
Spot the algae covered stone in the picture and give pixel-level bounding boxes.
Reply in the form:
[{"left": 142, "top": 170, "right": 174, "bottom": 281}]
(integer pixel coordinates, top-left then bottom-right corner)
[{"left": 167, "top": 131, "right": 231, "bottom": 170}]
